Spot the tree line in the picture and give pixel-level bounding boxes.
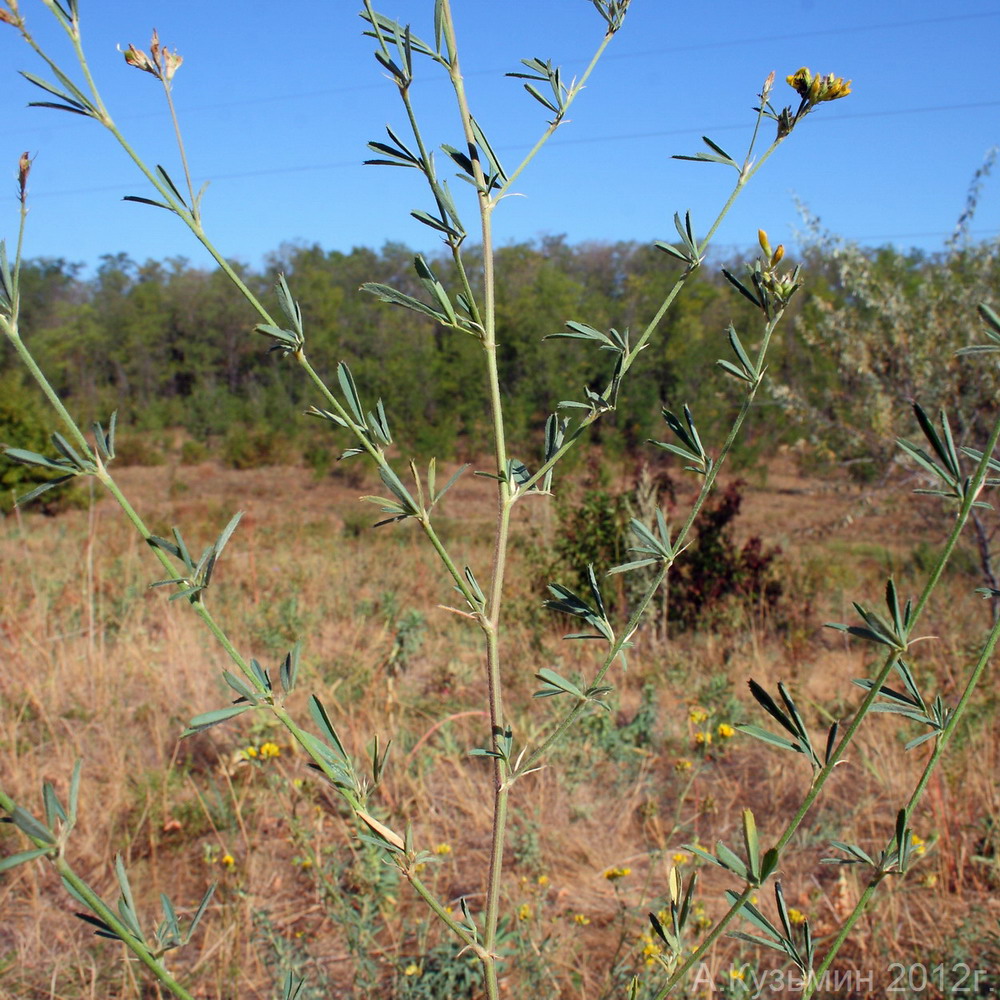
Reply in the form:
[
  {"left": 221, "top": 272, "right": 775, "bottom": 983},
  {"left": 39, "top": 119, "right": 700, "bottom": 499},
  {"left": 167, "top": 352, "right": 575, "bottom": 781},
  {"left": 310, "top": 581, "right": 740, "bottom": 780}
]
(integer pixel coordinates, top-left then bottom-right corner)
[{"left": 2, "top": 232, "right": 997, "bottom": 483}]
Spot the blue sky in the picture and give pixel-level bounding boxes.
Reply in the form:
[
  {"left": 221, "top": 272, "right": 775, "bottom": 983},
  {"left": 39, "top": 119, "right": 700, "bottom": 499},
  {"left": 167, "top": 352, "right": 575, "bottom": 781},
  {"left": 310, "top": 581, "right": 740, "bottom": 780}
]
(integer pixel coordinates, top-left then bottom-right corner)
[{"left": 0, "top": 1, "right": 998, "bottom": 274}]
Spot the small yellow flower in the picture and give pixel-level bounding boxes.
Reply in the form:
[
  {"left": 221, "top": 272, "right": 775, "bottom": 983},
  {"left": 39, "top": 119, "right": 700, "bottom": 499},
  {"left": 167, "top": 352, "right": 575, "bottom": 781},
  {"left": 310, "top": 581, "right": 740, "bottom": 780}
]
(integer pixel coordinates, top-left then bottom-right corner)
[
  {"left": 717, "top": 723, "right": 735, "bottom": 739},
  {"left": 403, "top": 963, "right": 421, "bottom": 976},
  {"left": 221, "top": 853, "right": 235, "bottom": 869},
  {"left": 536, "top": 874, "right": 549, "bottom": 887},
  {"left": 433, "top": 842, "right": 452, "bottom": 855},
  {"left": 674, "top": 758, "right": 693, "bottom": 772},
  {"left": 910, "top": 833, "right": 926, "bottom": 856},
  {"left": 730, "top": 967, "right": 747, "bottom": 981},
  {"left": 294, "top": 856, "right": 313, "bottom": 870},
  {"left": 259, "top": 742, "right": 281, "bottom": 759},
  {"left": 689, "top": 708, "right": 709, "bottom": 724},
  {"left": 694, "top": 731, "right": 712, "bottom": 746},
  {"left": 572, "top": 913, "right": 591, "bottom": 925},
  {"left": 604, "top": 866, "right": 631, "bottom": 881},
  {"left": 517, "top": 903, "right": 533, "bottom": 921},
  {"left": 671, "top": 852, "right": 688, "bottom": 865},
  {"left": 787, "top": 907, "right": 807, "bottom": 925},
  {"left": 240, "top": 745, "right": 258, "bottom": 760}
]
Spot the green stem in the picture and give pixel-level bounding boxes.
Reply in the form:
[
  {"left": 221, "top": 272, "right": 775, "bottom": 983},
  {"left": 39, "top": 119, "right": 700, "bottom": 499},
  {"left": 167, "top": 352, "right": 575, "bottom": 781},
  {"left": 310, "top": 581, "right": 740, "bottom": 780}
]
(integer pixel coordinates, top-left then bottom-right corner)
[
  {"left": 801, "top": 424, "right": 1000, "bottom": 996},
  {"left": 494, "top": 30, "right": 617, "bottom": 201},
  {"left": 54, "top": 858, "right": 197, "bottom": 1000},
  {"left": 527, "top": 310, "right": 785, "bottom": 772},
  {"left": 439, "top": 5, "right": 512, "bottom": 993}
]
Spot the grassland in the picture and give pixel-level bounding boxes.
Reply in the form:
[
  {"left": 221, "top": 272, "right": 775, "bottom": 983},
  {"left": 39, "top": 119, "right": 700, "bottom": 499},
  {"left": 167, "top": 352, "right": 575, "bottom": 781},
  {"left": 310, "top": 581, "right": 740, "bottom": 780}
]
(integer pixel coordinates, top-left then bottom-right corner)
[{"left": 1, "top": 446, "right": 998, "bottom": 999}]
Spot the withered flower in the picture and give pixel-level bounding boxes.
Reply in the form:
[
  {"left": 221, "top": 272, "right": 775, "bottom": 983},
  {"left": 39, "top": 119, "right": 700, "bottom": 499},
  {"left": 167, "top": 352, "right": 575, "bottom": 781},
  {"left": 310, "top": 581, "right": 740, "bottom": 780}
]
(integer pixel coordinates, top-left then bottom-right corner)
[
  {"left": 120, "top": 29, "right": 183, "bottom": 82},
  {"left": 17, "top": 150, "right": 31, "bottom": 203}
]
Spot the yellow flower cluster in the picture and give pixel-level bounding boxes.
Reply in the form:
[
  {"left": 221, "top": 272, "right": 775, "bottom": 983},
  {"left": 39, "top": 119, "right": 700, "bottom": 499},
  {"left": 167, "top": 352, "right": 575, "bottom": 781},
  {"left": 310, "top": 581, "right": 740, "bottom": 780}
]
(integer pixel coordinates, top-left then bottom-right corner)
[
  {"left": 433, "top": 842, "right": 452, "bottom": 855},
  {"left": 517, "top": 903, "right": 533, "bottom": 921},
  {"left": 603, "top": 866, "right": 631, "bottom": 881},
  {"left": 716, "top": 723, "right": 735, "bottom": 740},
  {"left": 787, "top": 907, "right": 807, "bottom": 925},
  {"left": 239, "top": 741, "right": 281, "bottom": 761},
  {"left": 572, "top": 913, "right": 591, "bottom": 925},
  {"left": 910, "top": 833, "right": 927, "bottom": 856},
  {"left": 786, "top": 67, "right": 852, "bottom": 105}
]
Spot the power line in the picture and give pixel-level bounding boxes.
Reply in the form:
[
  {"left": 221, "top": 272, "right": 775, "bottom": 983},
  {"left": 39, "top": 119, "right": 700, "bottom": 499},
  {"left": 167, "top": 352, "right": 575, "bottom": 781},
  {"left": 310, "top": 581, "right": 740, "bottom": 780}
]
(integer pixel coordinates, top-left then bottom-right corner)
[
  {"left": 4, "top": 9, "right": 999, "bottom": 131},
  {"left": 12, "top": 95, "right": 1000, "bottom": 201}
]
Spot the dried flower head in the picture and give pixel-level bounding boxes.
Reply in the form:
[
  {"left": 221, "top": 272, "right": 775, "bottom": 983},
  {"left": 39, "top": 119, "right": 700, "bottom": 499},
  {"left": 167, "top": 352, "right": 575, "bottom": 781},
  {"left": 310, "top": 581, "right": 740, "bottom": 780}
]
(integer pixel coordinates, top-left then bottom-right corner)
[
  {"left": 120, "top": 29, "right": 183, "bottom": 82},
  {"left": 17, "top": 150, "right": 31, "bottom": 203}
]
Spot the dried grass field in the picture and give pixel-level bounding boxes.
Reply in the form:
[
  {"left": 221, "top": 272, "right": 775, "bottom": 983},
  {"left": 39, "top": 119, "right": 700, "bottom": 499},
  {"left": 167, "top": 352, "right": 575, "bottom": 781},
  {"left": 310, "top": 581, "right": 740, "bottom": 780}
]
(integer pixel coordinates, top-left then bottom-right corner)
[{"left": 2, "top": 449, "right": 999, "bottom": 999}]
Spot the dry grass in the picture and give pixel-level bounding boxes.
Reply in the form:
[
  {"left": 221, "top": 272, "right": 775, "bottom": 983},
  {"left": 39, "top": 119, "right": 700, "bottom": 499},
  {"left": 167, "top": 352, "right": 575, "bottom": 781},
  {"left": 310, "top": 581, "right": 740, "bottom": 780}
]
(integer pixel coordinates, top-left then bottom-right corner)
[{"left": 1, "top": 452, "right": 998, "bottom": 999}]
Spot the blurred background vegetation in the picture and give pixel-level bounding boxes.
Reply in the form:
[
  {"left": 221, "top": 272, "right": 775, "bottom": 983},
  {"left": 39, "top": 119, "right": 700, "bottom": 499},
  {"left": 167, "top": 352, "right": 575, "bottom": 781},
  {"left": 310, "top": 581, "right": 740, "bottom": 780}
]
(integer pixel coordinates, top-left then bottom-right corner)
[{"left": 3, "top": 232, "right": 996, "bottom": 487}]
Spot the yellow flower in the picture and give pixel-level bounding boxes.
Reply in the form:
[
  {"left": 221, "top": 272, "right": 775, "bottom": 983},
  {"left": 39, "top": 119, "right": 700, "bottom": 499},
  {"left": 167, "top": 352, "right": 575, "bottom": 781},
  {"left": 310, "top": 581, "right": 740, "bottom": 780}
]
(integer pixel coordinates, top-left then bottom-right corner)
[
  {"left": 787, "top": 907, "right": 807, "bottom": 925},
  {"left": 730, "top": 967, "right": 747, "bottom": 981},
  {"left": 259, "top": 742, "right": 281, "bottom": 759},
  {"left": 221, "top": 853, "right": 235, "bottom": 869},
  {"left": 517, "top": 903, "right": 532, "bottom": 921},
  {"left": 671, "top": 852, "right": 688, "bottom": 865},
  {"left": 572, "top": 913, "right": 591, "bottom": 925},
  {"left": 688, "top": 708, "right": 709, "bottom": 724},
  {"left": 240, "top": 745, "right": 258, "bottom": 760},
  {"left": 536, "top": 874, "right": 550, "bottom": 887},
  {"left": 694, "top": 731, "right": 712, "bottom": 746},
  {"left": 716, "top": 723, "right": 735, "bottom": 739},
  {"left": 786, "top": 67, "right": 852, "bottom": 105},
  {"left": 674, "top": 758, "right": 693, "bottom": 772},
  {"left": 403, "top": 963, "right": 421, "bottom": 976},
  {"left": 910, "top": 833, "right": 926, "bottom": 856},
  {"left": 604, "top": 866, "right": 631, "bottom": 881},
  {"left": 433, "top": 842, "right": 452, "bottom": 855}
]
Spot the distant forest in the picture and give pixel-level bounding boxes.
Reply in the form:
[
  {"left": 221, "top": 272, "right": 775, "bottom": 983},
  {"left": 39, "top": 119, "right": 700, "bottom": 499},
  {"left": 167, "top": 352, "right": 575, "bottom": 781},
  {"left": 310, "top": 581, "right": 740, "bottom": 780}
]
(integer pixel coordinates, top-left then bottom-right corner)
[{"left": 3, "top": 233, "right": 997, "bottom": 481}]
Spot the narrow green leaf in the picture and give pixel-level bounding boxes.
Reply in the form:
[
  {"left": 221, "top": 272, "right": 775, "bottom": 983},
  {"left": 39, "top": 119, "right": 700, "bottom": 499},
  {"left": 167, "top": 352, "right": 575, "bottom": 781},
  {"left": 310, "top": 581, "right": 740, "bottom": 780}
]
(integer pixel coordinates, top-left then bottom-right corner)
[
  {"left": 0, "top": 847, "right": 52, "bottom": 873},
  {"left": 181, "top": 704, "right": 252, "bottom": 736}
]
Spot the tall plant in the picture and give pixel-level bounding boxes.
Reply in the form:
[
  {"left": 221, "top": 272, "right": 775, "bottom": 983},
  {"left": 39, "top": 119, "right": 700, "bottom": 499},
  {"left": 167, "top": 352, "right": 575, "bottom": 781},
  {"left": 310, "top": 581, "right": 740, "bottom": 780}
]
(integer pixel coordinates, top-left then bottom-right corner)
[{"left": 2, "top": 3, "right": 996, "bottom": 999}]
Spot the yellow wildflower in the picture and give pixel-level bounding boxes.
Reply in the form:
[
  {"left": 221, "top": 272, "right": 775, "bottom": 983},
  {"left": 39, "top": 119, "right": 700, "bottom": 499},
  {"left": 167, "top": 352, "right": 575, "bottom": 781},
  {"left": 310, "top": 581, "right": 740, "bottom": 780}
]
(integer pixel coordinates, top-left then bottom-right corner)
[
  {"left": 671, "top": 852, "right": 688, "bottom": 865},
  {"left": 433, "top": 842, "right": 452, "bottom": 855},
  {"left": 517, "top": 903, "right": 532, "bottom": 921},
  {"left": 786, "top": 67, "right": 852, "bottom": 105},
  {"left": 404, "top": 963, "right": 421, "bottom": 976},
  {"left": 259, "top": 742, "right": 281, "bottom": 759},
  {"left": 240, "top": 745, "right": 258, "bottom": 760},
  {"left": 604, "top": 866, "right": 631, "bottom": 881},
  {"left": 787, "top": 907, "right": 807, "bottom": 925},
  {"left": 688, "top": 708, "right": 709, "bottom": 724},
  {"left": 910, "top": 833, "right": 926, "bottom": 856},
  {"left": 717, "top": 723, "right": 735, "bottom": 739},
  {"left": 674, "top": 758, "right": 693, "bottom": 772},
  {"left": 221, "top": 853, "right": 235, "bottom": 869},
  {"left": 536, "top": 874, "right": 550, "bottom": 887},
  {"left": 730, "top": 967, "right": 747, "bottom": 981},
  {"left": 694, "top": 731, "right": 712, "bottom": 746},
  {"left": 572, "top": 913, "right": 591, "bottom": 925}
]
